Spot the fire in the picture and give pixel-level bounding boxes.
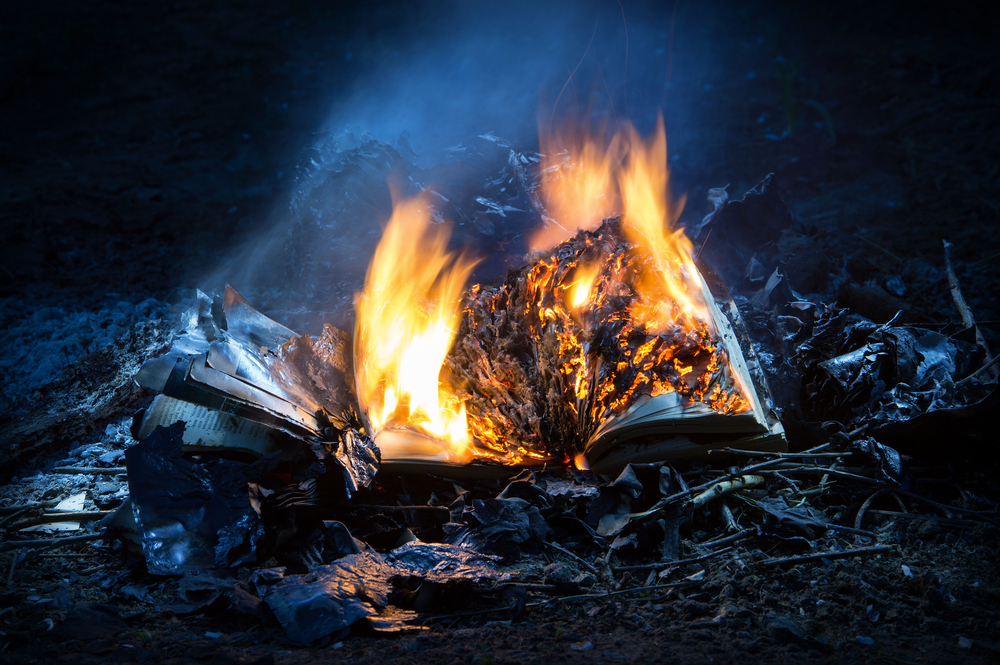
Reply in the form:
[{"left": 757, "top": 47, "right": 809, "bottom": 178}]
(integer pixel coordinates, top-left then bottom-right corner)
[
  {"left": 617, "top": 118, "right": 709, "bottom": 331},
  {"left": 531, "top": 123, "right": 624, "bottom": 251},
  {"left": 535, "top": 115, "right": 708, "bottom": 331},
  {"left": 567, "top": 262, "right": 600, "bottom": 312},
  {"left": 355, "top": 116, "right": 748, "bottom": 469},
  {"left": 353, "top": 194, "right": 477, "bottom": 463}
]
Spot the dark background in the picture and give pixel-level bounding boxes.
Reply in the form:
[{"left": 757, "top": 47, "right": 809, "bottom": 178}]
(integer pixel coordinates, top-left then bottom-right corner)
[{"left": 1, "top": 0, "right": 998, "bottom": 397}]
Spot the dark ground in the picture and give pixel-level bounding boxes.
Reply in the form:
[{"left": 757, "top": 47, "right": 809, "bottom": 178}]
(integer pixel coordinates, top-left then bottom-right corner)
[{"left": 1, "top": 0, "right": 999, "bottom": 663}]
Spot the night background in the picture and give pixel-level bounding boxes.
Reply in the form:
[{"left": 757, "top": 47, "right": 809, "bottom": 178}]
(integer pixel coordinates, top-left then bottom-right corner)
[{"left": 1, "top": 1, "right": 998, "bottom": 662}]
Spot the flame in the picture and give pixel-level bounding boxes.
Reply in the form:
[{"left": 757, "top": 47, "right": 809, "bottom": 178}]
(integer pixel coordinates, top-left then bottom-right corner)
[
  {"left": 354, "top": 194, "right": 477, "bottom": 463},
  {"left": 617, "top": 118, "right": 709, "bottom": 331},
  {"left": 567, "top": 261, "right": 600, "bottom": 312},
  {"left": 531, "top": 123, "right": 624, "bottom": 251},
  {"left": 534, "top": 116, "right": 707, "bottom": 331}
]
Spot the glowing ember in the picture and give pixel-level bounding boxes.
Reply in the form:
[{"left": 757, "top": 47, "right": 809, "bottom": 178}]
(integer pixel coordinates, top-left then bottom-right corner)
[{"left": 353, "top": 193, "right": 477, "bottom": 463}]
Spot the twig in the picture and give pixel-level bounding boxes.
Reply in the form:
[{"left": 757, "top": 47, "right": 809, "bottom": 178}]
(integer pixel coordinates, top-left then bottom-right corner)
[
  {"left": 0, "top": 531, "right": 106, "bottom": 553},
  {"left": 0, "top": 501, "right": 58, "bottom": 516},
  {"left": 957, "top": 355, "right": 1000, "bottom": 385},
  {"left": 855, "top": 233, "right": 902, "bottom": 262},
  {"left": 855, "top": 489, "right": 888, "bottom": 531},
  {"left": 349, "top": 504, "right": 450, "bottom": 513},
  {"left": 50, "top": 467, "right": 128, "bottom": 476},
  {"left": 767, "top": 466, "right": 883, "bottom": 486},
  {"left": 825, "top": 524, "right": 876, "bottom": 540},
  {"left": 545, "top": 541, "right": 598, "bottom": 574},
  {"left": 11, "top": 511, "right": 114, "bottom": 530},
  {"left": 0, "top": 507, "right": 39, "bottom": 530},
  {"left": 944, "top": 239, "right": 997, "bottom": 380},
  {"left": 698, "top": 527, "right": 756, "bottom": 550},
  {"left": 868, "top": 510, "right": 981, "bottom": 528},
  {"left": 624, "top": 445, "right": 833, "bottom": 530},
  {"left": 614, "top": 546, "right": 734, "bottom": 573},
  {"left": 690, "top": 475, "right": 765, "bottom": 510},
  {"left": 6, "top": 551, "right": 18, "bottom": 586},
  {"left": 719, "top": 501, "right": 738, "bottom": 532},
  {"left": 896, "top": 489, "right": 1000, "bottom": 526},
  {"left": 719, "top": 449, "right": 844, "bottom": 459},
  {"left": 761, "top": 545, "right": 891, "bottom": 567}
]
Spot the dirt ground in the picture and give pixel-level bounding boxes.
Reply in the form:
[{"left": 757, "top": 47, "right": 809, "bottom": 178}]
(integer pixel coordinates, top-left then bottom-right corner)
[{"left": 1, "top": 1, "right": 998, "bottom": 663}]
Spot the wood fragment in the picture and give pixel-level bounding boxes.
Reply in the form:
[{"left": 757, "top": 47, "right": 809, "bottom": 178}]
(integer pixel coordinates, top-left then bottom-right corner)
[
  {"left": 50, "top": 467, "right": 128, "bottom": 476},
  {"left": 761, "top": 545, "right": 891, "bottom": 567},
  {"left": 690, "top": 475, "right": 764, "bottom": 509},
  {"left": 545, "top": 540, "right": 599, "bottom": 574},
  {"left": 943, "top": 239, "right": 998, "bottom": 380},
  {"left": 0, "top": 531, "right": 106, "bottom": 553},
  {"left": 0, "top": 500, "right": 58, "bottom": 516},
  {"left": 896, "top": 489, "right": 1000, "bottom": 526},
  {"left": 13, "top": 510, "right": 114, "bottom": 530},
  {"left": 868, "top": 510, "right": 981, "bottom": 527},
  {"left": 614, "top": 546, "right": 734, "bottom": 572},
  {"left": 5, "top": 551, "right": 17, "bottom": 586},
  {"left": 698, "top": 527, "right": 756, "bottom": 549},
  {"left": 718, "top": 448, "right": 842, "bottom": 458},
  {"left": 855, "top": 489, "right": 888, "bottom": 531},
  {"left": 855, "top": 233, "right": 902, "bottom": 262}
]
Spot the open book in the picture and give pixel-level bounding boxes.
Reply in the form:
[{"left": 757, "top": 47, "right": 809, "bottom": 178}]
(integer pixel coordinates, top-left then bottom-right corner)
[
  {"left": 369, "top": 220, "right": 785, "bottom": 475},
  {"left": 135, "top": 229, "right": 783, "bottom": 478}
]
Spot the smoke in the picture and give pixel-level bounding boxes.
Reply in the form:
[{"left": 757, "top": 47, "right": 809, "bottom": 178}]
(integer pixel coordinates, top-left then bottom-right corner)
[
  {"left": 206, "top": 0, "right": 720, "bottom": 327},
  {"left": 321, "top": 0, "right": 694, "bottom": 161}
]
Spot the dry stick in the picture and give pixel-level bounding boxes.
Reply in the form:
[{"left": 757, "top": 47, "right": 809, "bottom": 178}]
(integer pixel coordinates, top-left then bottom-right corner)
[
  {"left": 698, "top": 526, "right": 756, "bottom": 550},
  {"left": 0, "top": 531, "right": 106, "bottom": 553},
  {"left": 825, "top": 524, "right": 877, "bottom": 540},
  {"left": 868, "top": 510, "right": 981, "bottom": 528},
  {"left": 618, "top": 445, "right": 834, "bottom": 534},
  {"left": 545, "top": 541, "right": 599, "bottom": 574},
  {"left": 764, "top": 466, "right": 883, "bottom": 486},
  {"left": 690, "top": 475, "right": 765, "bottom": 510},
  {"left": 896, "top": 489, "right": 1000, "bottom": 526},
  {"left": 855, "top": 233, "right": 903, "bottom": 262},
  {"left": 761, "top": 545, "right": 892, "bottom": 567},
  {"left": 50, "top": 467, "right": 128, "bottom": 476},
  {"left": 0, "top": 500, "right": 58, "bottom": 516},
  {"left": 349, "top": 504, "right": 450, "bottom": 513},
  {"left": 5, "top": 552, "right": 17, "bottom": 586},
  {"left": 957, "top": 355, "right": 1000, "bottom": 385},
  {"left": 719, "top": 501, "right": 738, "bottom": 532},
  {"left": 944, "top": 239, "right": 998, "bottom": 381},
  {"left": 0, "top": 507, "right": 40, "bottom": 530},
  {"left": 720, "top": 449, "right": 845, "bottom": 459},
  {"left": 614, "top": 546, "right": 734, "bottom": 573},
  {"left": 11, "top": 510, "right": 114, "bottom": 530},
  {"left": 855, "top": 489, "right": 889, "bottom": 531}
]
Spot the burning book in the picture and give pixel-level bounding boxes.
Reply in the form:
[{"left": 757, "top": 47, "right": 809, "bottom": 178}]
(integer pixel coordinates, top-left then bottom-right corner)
[{"left": 134, "top": 118, "right": 784, "bottom": 479}]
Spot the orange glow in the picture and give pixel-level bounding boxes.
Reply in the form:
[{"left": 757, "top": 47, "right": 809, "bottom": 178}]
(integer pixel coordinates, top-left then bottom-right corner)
[
  {"left": 617, "top": 118, "right": 708, "bottom": 332},
  {"left": 354, "top": 194, "right": 477, "bottom": 463},
  {"left": 534, "top": 116, "right": 707, "bottom": 331},
  {"left": 567, "top": 261, "right": 600, "bottom": 312},
  {"left": 531, "top": 123, "right": 624, "bottom": 251}
]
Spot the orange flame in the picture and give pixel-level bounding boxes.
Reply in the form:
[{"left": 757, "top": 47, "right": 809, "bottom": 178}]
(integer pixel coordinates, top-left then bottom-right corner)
[
  {"left": 534, "top": 116, "right": 708, "bottom": 331},
  {"left": 617, "top": 118, "right": 708, "bottom": 331},
  {"left": 354, "top": 193, "right": 477, "bottom": 463},
  {"left": 531, "top": 123, "right": 624, "bottom": 251},
  {"left": 567, "top": 261, "right": 600, "bottom": 312}
]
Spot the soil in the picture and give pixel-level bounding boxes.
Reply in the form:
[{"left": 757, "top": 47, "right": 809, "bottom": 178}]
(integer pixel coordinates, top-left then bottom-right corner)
[{"left": 1, "top": 1, "right": 998, "bottom": 663}]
